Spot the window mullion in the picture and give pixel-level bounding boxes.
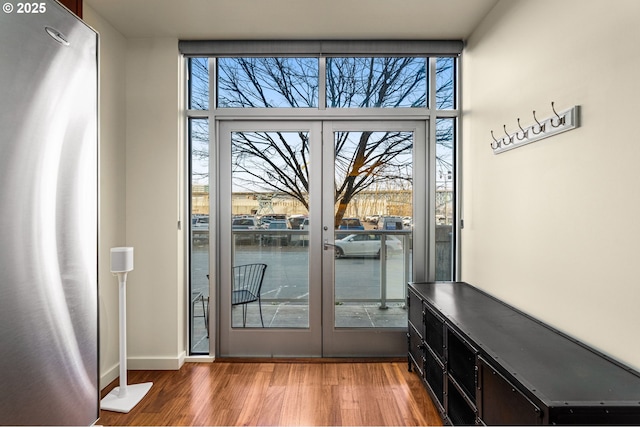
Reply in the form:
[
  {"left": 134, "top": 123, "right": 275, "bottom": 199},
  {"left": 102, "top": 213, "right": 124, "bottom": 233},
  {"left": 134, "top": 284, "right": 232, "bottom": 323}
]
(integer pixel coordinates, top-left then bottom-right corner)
[
  {"left": 318, "top": 57, "right": 326, "bottom": 110},
  {"left": 209, "top": 57, "right": 216, "bottom": 113},
  {"left": 429, "top": 57, "right": 437, "bottom": 113}
]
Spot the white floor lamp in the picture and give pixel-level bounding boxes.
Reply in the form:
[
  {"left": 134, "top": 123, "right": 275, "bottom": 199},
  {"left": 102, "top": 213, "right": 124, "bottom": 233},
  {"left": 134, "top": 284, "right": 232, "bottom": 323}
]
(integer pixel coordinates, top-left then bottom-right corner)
[{"left": 101, "top": 247, "right": 152, "bottom": 413}]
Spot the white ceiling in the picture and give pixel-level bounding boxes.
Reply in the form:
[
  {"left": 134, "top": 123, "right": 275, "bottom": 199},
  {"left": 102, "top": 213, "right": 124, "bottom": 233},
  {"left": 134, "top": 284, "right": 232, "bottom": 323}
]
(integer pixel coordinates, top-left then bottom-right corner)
[{"left": 83, "top": 0, "right": 499, "bottom": 40}]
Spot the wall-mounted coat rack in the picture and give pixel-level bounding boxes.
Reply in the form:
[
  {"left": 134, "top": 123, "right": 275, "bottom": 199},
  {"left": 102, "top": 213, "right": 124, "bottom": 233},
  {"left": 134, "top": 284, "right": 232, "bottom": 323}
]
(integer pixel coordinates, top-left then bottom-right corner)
[{"left": 491, "top": 102, "right": 580, "bottom": 154}]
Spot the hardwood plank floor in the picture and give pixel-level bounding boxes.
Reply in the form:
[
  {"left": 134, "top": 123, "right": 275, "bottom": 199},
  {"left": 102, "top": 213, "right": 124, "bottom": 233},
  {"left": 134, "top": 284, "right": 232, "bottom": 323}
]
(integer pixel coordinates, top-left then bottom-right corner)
[{"left": 99, "top": 360, "right": 443, "bottom": 426}]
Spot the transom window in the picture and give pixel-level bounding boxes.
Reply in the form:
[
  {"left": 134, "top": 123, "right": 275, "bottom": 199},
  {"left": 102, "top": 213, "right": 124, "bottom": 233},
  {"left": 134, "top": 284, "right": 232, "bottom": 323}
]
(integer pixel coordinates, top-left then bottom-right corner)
[
  {"left": 218, "top": 57, "right": 319, "bottom": 108},
  {"left": 188, "top": 55, "right": 457, "bottom": 112},
  {"left": 326, "top": 57, "right": 426, "bottom": 108}
]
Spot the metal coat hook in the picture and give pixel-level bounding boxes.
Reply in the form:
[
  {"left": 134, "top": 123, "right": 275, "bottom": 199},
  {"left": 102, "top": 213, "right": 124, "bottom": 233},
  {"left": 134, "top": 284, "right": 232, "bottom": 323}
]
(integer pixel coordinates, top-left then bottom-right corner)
[
  {"left": 516, "top": 118, "right": 528, "bottom": 140},
  {"left": 502, "top": 125, "right": 513, "bottom": 145},
  {"left": 491, "top": 104, "right": 580, "bottom": 154},
  {"left": 490, "top": 130, "right": 501, "bottom": 149},
  {"left": 532, "top": 110, "right": 545, "bottom": 135},
  {"left": 550, "top": 101, "right": 565, "bottom": 127}
]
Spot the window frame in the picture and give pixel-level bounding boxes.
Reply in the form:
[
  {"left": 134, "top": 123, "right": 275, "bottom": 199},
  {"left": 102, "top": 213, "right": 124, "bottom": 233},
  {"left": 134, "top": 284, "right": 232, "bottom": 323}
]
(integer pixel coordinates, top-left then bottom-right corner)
[{"left": 184, "top": 44, "right": 462, "bottom": 355}]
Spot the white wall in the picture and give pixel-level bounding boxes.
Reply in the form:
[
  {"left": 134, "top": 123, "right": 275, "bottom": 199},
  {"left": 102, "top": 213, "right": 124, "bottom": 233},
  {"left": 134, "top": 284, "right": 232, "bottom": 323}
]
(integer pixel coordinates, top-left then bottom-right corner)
[
  {"left": 124, "top": 37, "right": 186, "bottom": 370},
  {"left": 462, "top": 0, "right": 640, "bottom": 370},
  {"left": 84, "top": 9, "right": 186, "bottom": 386},
  {"left": 83, "top": 5, "right": 128, "bottom": 388}
]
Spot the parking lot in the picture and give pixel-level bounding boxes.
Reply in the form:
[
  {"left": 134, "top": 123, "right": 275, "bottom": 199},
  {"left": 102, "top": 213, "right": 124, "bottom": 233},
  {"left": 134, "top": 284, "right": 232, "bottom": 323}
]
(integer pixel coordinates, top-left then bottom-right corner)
[
  {"left": 192, "top": 237, "right": 411, "bottom": 303},
  {"left": 190, "top": 236, "right": 411, "bottom": 351}
]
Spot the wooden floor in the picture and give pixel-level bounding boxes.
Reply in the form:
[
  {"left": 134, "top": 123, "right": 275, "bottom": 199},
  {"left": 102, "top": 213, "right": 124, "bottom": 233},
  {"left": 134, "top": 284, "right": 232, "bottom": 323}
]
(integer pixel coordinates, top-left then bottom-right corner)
[{"left": 99, "top": 360, "right": 443, "bottom": 426}]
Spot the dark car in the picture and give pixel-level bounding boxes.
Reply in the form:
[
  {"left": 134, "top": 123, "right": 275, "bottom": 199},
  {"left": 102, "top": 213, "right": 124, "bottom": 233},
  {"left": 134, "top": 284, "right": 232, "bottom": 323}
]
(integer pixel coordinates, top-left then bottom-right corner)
[
  {"left": 339, "top": 217, "right": 364, "bottom": 230},
  {"left": 336, "top": 217, "right": 365, "bottom": 239},
  {"left": 262, "top": 220, "right": 290, "bottom": 246},
  {"left": 232, "top": 217, "right": 259, "bottom": 229},
  {"left": 232, "top": 217, "right": 259, "bottom": 244}
]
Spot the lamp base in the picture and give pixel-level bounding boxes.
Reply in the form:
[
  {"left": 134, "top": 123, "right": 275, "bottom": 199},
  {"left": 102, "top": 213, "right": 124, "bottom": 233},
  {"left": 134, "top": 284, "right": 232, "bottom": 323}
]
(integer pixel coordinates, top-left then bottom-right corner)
[{"left": 101, "top": 382, "right": 153, "bottom": 413}]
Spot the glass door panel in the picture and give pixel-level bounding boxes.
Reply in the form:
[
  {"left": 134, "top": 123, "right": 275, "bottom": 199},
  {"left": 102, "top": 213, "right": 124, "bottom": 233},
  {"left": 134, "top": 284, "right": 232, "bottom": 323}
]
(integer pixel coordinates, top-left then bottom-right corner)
[
  {"left": 322, "top": 121, "right": 425, "bottom": 357},
  {"left": 219, "top": 122, "right": 322, "bottom": 357},
  {"left": 189, "top": 117, "right": 210, "bottom": 354},
  {"left": 230, "top": 130, "right": 310, "bottom": 328},
  {"left": 435, "top": 118, "right": 455, "bottom": 280},
  {"left": 332, "top": 130, "right": 413, "bottom": 327}
]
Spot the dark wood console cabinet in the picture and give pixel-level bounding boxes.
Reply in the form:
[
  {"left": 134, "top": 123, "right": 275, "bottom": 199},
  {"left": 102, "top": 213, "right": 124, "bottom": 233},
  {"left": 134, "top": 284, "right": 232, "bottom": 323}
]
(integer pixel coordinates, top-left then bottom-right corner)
[{"left": 408, "top": 281, "right": 640, "bottom": 425}]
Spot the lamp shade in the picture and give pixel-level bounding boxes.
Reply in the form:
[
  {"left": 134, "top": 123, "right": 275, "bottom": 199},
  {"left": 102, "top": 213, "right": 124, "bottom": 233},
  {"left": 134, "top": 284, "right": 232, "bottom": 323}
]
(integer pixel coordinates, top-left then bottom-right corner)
[{"left": 110, "top": 247, "right": 134, "bottom": 273}]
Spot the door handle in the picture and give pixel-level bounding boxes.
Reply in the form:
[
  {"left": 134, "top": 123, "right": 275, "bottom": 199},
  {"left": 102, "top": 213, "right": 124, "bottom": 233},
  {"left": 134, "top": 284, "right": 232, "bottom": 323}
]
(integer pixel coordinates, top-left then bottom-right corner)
[{"left": 324, "top": 240, "right": 336, "bottom": 250}]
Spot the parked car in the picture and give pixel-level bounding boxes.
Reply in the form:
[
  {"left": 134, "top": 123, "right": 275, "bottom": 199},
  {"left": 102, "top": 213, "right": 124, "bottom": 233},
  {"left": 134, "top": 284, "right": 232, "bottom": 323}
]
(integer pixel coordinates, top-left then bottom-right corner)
[
  {"left": 367, "top": 215, "right": 380, "bottom": 224},
  {"left": 339, "top": 217, "right": 365, "bottom": 230},
  {"left": 376, "top": 216, "right": 404, "bottom": 231},
  {"left": 232, "top": 217, "right": 259, "bottom": 229},
  {"left": 192, "top": 216, "right": 209, "bottom": 231},
  {"left": 262, "top": 220, "right": 290, "bottom": 246},
  {"left": 232, "top": 217, "right": 259, "bottom": 244},
  {"left": 260, "top": 218, "right": 272, "bottom": 228},
  {"left": 335, "top": 217, "right": 364, "bottom": 240},
  {"left": 334, "top": 233, "right": 403, "bottom": 258},
  {"left": 191, "top": 216, "right": 209, "bottom": 244},
  {"left": 259, "top": 214, "right": 285, "bottom": 228},
  {"left": 288, "top": 215, "right": 306, "bottom": 230}
]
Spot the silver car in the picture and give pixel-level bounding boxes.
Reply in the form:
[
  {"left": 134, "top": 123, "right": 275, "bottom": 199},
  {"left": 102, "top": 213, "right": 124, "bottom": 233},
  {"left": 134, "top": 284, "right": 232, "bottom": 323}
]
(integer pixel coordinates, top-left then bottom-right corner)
[{"left": 334, "top": 233, "right": 403, "bottom": 258}]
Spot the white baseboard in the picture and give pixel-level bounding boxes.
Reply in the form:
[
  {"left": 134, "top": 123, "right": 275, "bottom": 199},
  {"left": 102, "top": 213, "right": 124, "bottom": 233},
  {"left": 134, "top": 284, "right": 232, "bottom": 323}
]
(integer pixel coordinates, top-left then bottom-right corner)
[
  {"left": 128, "top": 351, "right": 186, "bottom": 370},
  {"left": 184, "top": 355, "right": 215, "bottom": 363},
  {"left": 100, "top": 352, "right": 187, "bottom": 391},
  {"left": 100, "top": 362, "right": 120, "bottom": 390}
]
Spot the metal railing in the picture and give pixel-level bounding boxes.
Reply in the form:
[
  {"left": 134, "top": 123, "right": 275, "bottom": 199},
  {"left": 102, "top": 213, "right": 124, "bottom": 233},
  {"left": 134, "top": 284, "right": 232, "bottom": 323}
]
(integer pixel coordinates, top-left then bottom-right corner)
[{"left": 231, "top": 228, "right": 412, "bottom": 309}]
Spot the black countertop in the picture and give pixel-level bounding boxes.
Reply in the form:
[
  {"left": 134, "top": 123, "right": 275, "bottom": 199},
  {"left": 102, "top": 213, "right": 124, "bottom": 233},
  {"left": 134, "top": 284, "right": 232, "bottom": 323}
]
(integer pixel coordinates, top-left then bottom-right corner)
[{"left": 409, "top": 281, "right": 640, "bottom": 406}]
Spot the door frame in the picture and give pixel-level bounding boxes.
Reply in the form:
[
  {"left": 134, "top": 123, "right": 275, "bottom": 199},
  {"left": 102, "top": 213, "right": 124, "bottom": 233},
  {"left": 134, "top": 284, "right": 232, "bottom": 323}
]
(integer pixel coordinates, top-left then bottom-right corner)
[
  {"left": 217, "top": 121, "right": 323, "bottom": 357},
  {"left": 320, "top": 120, "right": 428, "bottom": 357},
  {"left": 215, "top": 119, "right": 430, "bottom": 357}
]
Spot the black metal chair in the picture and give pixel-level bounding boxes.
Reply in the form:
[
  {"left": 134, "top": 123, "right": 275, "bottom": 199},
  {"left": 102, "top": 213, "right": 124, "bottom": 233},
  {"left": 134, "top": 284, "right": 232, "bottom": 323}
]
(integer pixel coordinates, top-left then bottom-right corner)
[
  {"left": 232, "top": 263, "right": 267, "bottom": 327},
  {"left": 192, "top": 291, "right": 209, "bottom": 337}
]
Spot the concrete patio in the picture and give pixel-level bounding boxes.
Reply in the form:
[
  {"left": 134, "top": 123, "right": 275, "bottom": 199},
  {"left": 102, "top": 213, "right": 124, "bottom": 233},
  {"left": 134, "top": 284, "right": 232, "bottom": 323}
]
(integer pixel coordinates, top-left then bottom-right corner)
[{"left": 191, "top": 300, "right": 407, "bottom": 354}]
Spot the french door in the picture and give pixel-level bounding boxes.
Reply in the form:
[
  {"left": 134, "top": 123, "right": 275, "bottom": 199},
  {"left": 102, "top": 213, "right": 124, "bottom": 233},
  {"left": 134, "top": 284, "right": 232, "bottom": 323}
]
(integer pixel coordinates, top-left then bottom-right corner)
[{"left": 217, "top": 120, "right": 427, "bottom": 357}]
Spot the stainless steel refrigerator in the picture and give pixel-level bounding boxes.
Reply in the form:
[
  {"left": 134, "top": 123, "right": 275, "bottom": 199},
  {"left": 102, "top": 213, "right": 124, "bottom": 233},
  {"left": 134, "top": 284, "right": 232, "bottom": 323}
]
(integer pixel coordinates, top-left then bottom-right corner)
[{"left": 0, "top": 1, "right": 99, "bottom": 424}]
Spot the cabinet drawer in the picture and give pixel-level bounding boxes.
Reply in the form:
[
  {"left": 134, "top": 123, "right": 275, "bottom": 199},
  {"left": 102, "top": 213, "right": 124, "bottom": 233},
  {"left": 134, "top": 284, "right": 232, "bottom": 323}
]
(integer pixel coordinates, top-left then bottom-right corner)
[
  {"left": 447, "top": 377, "right": 477, "bottom": 425},
  {"left": 425, "top": 305, "right": 445, "bottom": 361},
  {"left": 408, "top": 324, "right": 424, "bottom": 376},
  {"left": 478, "top": 357, "right": 542, "bottom": 425},
  {"left": 408, "top": 288, "right": 425, "bottom": 338},
  {"left": 447, "top": 328, "right": 477, "bottom": 404},
  {"left": 425, "top": 347, "right": 445, "bottom": 410}
]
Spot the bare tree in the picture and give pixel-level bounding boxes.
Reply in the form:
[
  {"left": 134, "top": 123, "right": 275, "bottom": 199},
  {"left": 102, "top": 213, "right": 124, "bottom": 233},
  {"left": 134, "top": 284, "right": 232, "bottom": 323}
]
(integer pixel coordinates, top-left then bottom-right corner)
[
  {"left": 333, "top": 130, "right": 412, "bottom": 228},
  {"left": 231, "top": 130, "right": 311, "bottom": 209},
  {"left": 189, "top": 58, "right": 210, "bottom": 184},
  {"left": 189, "top": 57, "right": 209, "bottom": 109},
  {"left": 192, "top": 56, "right": 454, "bottom": 226}
]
